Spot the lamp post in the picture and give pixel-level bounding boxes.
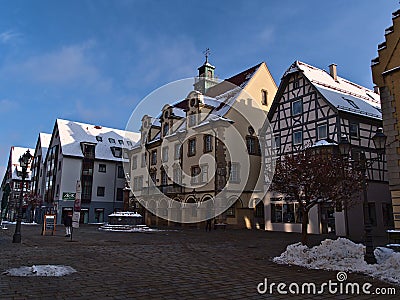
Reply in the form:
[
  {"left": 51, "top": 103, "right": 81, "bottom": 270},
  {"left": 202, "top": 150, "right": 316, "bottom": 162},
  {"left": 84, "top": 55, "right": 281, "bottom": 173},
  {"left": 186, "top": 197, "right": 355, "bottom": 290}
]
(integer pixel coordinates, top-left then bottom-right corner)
[
  {"left": 13, "top": 149, "right": 33, "bottom": 243},
  {"left": 338, "top": 128, "right": 386, "bottom": 264}
]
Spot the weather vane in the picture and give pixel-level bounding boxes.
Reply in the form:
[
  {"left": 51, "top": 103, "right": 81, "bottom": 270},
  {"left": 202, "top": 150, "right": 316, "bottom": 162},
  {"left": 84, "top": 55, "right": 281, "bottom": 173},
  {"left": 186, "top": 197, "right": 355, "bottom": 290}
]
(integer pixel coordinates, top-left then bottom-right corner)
[{"left": 203, "top": 48, "right": 210, "bottom": 63}]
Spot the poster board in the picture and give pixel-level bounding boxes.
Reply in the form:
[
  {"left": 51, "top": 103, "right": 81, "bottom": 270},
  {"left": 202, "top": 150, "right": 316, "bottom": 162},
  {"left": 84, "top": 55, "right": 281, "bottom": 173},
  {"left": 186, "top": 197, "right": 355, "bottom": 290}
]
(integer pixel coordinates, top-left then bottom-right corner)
[
  {"left": 42, "top": 214, "right": 56, "bottom": 235},
  {"left": 72, "top": 181, "right": 81, "bottom": 229}
]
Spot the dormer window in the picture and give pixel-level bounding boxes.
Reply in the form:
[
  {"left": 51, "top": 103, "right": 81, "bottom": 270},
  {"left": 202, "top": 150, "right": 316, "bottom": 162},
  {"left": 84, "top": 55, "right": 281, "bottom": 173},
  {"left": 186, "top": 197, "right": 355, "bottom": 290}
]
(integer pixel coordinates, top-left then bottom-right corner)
[
  {"left": 118, "top": 140, "right": 124, "bottom": 145},
  {"left": 111, "top": 147, "right": 122, "bottom": 158},
  {"left": 127, "top": 141, "right": 133, "bottom": 146},
  {"left": 164, "top": 111, "right": 169, "bottom": 118},
  {"left": 190, "top": 98, "right": 196, "bottom": 107},
  {"left": 96, "top": 136, "right": 103, "bottom": 142},
  {"left": 109, "top": 138, "right": 116, "bottom": 144},
  {"left": 81, "top": 143, "right": 96, "bottom": 159}
]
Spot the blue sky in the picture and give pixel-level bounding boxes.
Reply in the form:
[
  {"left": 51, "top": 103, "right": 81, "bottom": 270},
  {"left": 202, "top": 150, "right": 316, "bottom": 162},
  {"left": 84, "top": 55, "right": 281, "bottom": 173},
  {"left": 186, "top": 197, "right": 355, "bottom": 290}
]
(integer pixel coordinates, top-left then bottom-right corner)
[{"left": 0, "top": 0, "right": 399, "bottom": 176}]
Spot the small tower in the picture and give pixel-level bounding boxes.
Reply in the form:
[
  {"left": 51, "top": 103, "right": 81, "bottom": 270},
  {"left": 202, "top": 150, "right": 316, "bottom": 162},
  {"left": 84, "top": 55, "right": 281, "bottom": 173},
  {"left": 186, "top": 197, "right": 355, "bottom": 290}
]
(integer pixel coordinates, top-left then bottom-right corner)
[{"left": 194, "top": 48, "right": 217, "bottom": 94}]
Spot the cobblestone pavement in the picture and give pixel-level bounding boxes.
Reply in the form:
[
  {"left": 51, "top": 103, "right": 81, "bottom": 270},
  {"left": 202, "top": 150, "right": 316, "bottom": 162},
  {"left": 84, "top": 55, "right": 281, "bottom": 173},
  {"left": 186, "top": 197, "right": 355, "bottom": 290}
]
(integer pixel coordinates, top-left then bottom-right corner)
[{"left": 0, "top": 224, "right": 398, "bottom": 300}]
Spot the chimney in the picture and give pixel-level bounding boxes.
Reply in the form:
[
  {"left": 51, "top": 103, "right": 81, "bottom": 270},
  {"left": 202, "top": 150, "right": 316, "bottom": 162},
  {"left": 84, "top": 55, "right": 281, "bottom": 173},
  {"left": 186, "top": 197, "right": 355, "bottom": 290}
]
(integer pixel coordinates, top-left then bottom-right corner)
[
  {"left": 329, "top": 64, "right": 337, "bottom": 81},
  {"left": 374, "top": 86, "right": 380, "bottom": 95}
]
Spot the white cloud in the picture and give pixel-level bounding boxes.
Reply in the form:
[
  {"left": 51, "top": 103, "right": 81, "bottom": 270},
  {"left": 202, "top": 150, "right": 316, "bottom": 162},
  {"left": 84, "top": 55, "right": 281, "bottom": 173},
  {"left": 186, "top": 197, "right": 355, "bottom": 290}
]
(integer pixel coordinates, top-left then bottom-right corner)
[
  {"left": 0, "top": 41, "right": 112, "bottom": 92},
  {"left": 0, "top": 99, "right": 19, "bottom": 113},
  {"left": 0, "top": 30, "right": 21, "bottom": 44}
]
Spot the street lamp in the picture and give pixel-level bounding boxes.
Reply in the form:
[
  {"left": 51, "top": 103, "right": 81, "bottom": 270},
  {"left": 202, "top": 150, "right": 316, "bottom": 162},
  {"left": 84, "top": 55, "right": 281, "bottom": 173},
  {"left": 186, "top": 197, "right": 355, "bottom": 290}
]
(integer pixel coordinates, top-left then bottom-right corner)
[
  {"left": 338, "top": 128, "right": 387, "bottom": 264},
  {"left": 12, "top": 149, "right": 33, "bottom": 243}
]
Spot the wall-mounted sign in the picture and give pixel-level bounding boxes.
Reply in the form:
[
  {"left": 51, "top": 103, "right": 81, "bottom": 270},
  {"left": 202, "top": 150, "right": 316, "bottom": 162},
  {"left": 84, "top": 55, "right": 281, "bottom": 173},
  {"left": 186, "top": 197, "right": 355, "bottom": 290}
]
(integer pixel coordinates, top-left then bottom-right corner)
[{"left": 62, "top": 192, "right": 76, "bottom": 200}]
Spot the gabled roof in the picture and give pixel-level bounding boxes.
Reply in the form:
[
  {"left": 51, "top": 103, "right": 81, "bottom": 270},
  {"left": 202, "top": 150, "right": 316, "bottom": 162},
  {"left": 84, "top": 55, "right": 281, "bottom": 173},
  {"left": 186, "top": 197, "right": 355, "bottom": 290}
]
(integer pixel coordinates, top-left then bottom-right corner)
[
  {"left": 146, "top": 63, "right": 265, "bottom": 142},
  {"left": 56, "top": 119, "right": 140, "bottom": 161},
  {"left": 272, "top": 61, "right": 381, "bottom": 120}
]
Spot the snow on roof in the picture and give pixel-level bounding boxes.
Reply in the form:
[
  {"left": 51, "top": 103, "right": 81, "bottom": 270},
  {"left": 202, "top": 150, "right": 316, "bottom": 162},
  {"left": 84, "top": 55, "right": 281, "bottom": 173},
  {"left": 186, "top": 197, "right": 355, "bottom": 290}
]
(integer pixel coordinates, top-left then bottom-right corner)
[
  {"left": 39, "top": 133, "right": 52, "bottom": 160},
  {"left": 286, "top": 61, "right": 381, "bottom": 119},
  {"left": 57, "top": 119, "right": 140, "bottom": 161},
  {"left": 10, "top": 146, "right": 35, "bottom": 180}
]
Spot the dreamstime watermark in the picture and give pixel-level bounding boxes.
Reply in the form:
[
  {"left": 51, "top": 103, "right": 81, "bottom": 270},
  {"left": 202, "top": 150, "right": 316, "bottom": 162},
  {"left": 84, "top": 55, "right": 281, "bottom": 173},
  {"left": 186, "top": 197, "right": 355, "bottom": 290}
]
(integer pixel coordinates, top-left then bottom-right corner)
[
  {"left": 123, "top": 77, "right": 276, "bottom": 223},
  {"left": 257, "top": 272, "right": 397, "bottom": 295}
]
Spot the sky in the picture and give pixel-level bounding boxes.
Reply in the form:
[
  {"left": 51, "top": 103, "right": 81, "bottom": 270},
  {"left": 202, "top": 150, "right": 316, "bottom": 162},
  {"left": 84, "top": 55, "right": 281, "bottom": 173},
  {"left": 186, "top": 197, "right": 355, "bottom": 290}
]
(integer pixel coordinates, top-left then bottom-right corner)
[{"left": 0, "top": 0, "right": 399, "bottom": 178}]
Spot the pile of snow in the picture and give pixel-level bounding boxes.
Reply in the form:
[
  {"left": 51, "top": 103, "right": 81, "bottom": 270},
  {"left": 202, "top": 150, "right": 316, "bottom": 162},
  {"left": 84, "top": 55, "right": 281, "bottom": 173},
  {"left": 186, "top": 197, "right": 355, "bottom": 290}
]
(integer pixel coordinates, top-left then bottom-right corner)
[
  {"left": 108, "top": 212, "right": 142, "bottom": 217},
  {"left": 4, "top": 265, "right": 76, "bottom": 277},
  {"left": 274, "top": 238, "right": 400, "bottom": 285},
  {"left": 1, "top": 221, "right": 38, "bottom": 225}
]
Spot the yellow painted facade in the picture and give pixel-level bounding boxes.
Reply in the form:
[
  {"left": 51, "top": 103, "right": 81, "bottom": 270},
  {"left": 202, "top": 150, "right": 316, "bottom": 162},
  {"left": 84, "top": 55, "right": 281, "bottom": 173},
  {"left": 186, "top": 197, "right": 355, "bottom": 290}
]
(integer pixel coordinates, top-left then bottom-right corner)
[{"left": 372, "top": 9, "right": 400, "bottom": 228}]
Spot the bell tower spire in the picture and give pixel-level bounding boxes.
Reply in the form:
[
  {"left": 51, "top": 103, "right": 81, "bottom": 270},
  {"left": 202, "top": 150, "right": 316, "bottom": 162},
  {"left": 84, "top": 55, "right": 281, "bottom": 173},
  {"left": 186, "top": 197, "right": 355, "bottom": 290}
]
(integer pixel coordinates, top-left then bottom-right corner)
[{"left": 194, "top": 48, "right": 216, "bottom": 94}]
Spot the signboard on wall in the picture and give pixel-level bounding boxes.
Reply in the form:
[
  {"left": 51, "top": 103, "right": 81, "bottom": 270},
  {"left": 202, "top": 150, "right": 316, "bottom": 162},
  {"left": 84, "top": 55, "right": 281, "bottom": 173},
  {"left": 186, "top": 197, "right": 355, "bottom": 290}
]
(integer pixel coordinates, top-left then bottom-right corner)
[{"left": 62, "top": 192, "right": 76, "bottom": 200}]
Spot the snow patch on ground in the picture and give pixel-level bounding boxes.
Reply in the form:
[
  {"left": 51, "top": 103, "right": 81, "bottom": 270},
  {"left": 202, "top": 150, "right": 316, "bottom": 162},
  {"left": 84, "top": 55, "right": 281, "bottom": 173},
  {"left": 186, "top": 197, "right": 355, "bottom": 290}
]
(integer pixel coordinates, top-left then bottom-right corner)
[
  {"left": 4, "top": 265, "right": 76, "bottom": 277},
  {"left": 273, "top": 238, "right": 400, "bottom": 285}
]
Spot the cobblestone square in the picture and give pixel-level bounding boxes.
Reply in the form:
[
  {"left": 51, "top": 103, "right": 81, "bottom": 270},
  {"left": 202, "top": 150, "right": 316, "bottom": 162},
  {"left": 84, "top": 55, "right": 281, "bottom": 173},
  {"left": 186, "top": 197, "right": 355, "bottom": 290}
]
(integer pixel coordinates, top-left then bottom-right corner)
[{"left": 0, "top": 225, "right": 398, "bottom": 299}]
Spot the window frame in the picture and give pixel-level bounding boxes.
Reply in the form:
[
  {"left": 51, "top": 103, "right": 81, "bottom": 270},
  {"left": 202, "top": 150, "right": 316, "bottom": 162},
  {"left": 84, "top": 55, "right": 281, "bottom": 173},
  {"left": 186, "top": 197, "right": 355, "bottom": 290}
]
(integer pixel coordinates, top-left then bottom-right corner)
[
  {"left": 317, "top": 124, "right": 328, "bottom": 140},
  {"left": 99, "top": 164, "right": 107, "bottom": 173},
  {"left": 188, "top": 138, "right": 196, "bottom": 157},
  {"left": 97, "top": 186, "right": 105, "bottom": 197},
  {"left": 293, "top": 130, "right": 303, "bottom": 146},
  {"left": 292, "top": 99, "right": 303, "bottom": 116},
  {"left": 204, "top": 135, "right": 213, "bottom": 153}
]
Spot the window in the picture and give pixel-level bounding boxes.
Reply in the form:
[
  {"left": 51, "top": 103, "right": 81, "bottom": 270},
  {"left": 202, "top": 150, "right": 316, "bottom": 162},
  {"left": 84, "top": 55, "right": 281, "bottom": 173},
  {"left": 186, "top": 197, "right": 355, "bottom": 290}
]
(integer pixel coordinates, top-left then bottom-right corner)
[
  {"left": 82, "top": 160, "right": 93, "bottom": 176},
  {"left": 204, "top": 135, "right": 212, "bottom": 153},
  {"left": 261, "top": 90, "right": 268, "bottom": 105},
  {"left": 271, "top": 203, "right": 303, "bottom": 223},
  {"left": 274, "top": 135, "right": 281, "bottom": 149},
  {"left": 82, "top": 144, "right": 95, "bottom": 158},
  {"left": 317, "top": 124, "right": 328, "bottom": 140},
  {"left": 97, "top": 186, "right": 105, "bottom": 197},
  {"left": 133, "top": 176, "right": 143, "bottom": 191},
  {"left": 123, "top": 149, "right": 129, "bottom": 159},
  {"left": 162, "top": 147, "right": 169, "bottom": 163},
  {"left": 141, "top": 153, "right": 146, "bottom": 168},
  {"left": 96, "top": 136, "right": 103, "bottom": 142},
  {"left": 99, "top": 164, "right": 106, "bottom": 173},
  {"left": 116, "top": 188, "right": 123, "bottom": 201},
  {"left": 150, "top": 169, "right": 157, "bottom": 184},
  {"left": 127, "top": 141, "right": 132, "bottom": 146},
  {"left": 191, "top": 166, "right": 201, "bottom": 184},
  {"left": 344, "top": 98, "right": 360, "bottom": 109},
  {"left": 201, "top": 165, "right": 208, "bottom": 183},
  {"left": 161, "top": 169, "right": 168, "bottom": 185},
  {"left": 58, "top": 160, "right": 62, "bottom": 172},
  {"left": 349, "top": 123, "right": 359, "bottom": 138},
  {"left": 95, "top": 208, "right": 104, "bottom": 223},
  {"left": 111, "top": 147, "right": 122, "bottom": 158},
  {"left": 118, "top": 140, "right": 124, "bottom": 145},
  {"left": 230, "top": 163, "right": 240, "bottom": 183},
  {"left": 173, "top": 167, "right": 182, "bottom": 184},
  {"left": 108, "top": 138, "right": 116, "bottom": 144},
  {"left": 151, "top": 150, "right": 157, "bottom": 165},
  {"left": 246, "top": 136, "right": 260, "bottom": 155},
  {"left": 132, "top": 156, "right": 137, "bottom": 170},
  {"left": 174, "top": 143, "right": 181, "bottom": 160},
  {"left": 293, "top": 130, "right": 303, "bottom": 145},
  {"left": 117, "top": 165, "right": 125, "bottom": 178},
  {"left": 188, "top": 138, "right": 196, "bottom": 156},
  {"left": 292, "top": 99, "right": 303, "bottom": 116},
  {"left": 163, "top": 123, "right": 169, "bottom": 136},
  {"left": 188, "top": 114, "right": 196, "bottom": 127}
]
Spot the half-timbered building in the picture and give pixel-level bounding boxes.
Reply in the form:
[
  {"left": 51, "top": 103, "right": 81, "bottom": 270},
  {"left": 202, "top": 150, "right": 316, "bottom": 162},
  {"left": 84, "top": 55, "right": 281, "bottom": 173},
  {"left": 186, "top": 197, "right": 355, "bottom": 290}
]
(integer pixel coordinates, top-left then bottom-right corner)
[{"left": 266, "top": 61, "right": 392, "bottom": 240}]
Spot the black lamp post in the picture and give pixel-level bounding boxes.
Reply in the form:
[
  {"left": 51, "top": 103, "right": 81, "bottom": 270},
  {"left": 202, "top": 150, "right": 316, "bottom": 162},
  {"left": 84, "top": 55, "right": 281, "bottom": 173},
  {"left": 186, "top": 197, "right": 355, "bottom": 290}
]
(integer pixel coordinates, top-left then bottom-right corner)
[
  {"left": 338, "top": 128, "right": 387, "bottom": 264},
  {"left": 12, "top": 149, "right": 33, "bottom": 244}
]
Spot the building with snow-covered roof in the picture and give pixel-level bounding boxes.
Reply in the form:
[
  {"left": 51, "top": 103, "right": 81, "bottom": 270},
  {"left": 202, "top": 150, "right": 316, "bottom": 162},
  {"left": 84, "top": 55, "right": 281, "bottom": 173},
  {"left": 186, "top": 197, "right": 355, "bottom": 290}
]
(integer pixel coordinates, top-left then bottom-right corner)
[
  {"left": 44, "top": 119, "right": 140, "bottom": 224},
  {"left": 372, "top": 8, "right": 400, "bottom": 230},
  {"left": 1, "top": 146, "right": 34, "bottom": 221},
  {"left": 129, "top": 57, "right": 277, "bottom": 229},
  {"left": 265, "top": 60, "right": 392, "bottom": 240}
]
